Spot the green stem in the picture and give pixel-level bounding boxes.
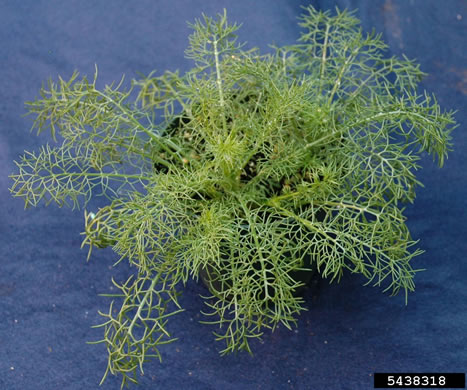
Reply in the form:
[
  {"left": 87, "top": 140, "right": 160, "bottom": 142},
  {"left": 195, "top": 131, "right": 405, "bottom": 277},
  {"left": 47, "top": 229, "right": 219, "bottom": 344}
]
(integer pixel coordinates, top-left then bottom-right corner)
[
  {"left": 213, "top": 39, "right": 224, "bottom": 108},
  {"left": 65, "top": 126, "right": 155, "bottom": 161},
  {"left": 266, "top": 195, "right": 399, "bottom": 221},
  {"left": 43, "top": 170, "right": 153, "bottom": 182},
  {"left": 305, "top": 109, "right": 433, "bottom": 150},
  {"left": 127, "top": 275, "right": 160, "bottom": 340},
  {"left": 94, "top": 90, "right": 188, "bottom": 165},
  {"left": 327, "top": 45, "right": 354, "bottom": 106},
  {"left": 238, "top": 198, "right": 270, "bottom": 299},
  {"left": 213, "top": 39, "right": 228, "bottom": 133},
  {"left": 318, "top": 23, "right": 330, "bottom": 96}
]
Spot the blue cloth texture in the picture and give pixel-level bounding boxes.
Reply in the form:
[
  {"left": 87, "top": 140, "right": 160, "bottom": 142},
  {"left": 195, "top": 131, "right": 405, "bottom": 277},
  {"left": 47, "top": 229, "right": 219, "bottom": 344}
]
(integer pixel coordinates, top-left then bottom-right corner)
[{"left": 1, "top": 1, "right": 466, "bottom": 389}]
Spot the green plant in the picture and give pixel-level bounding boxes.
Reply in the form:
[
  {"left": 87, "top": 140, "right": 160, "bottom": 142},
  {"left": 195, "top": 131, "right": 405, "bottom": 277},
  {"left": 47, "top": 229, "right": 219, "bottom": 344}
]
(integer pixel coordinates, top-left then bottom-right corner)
[{"left": 10, "top": 7, "right": 456, "bottom": 387}]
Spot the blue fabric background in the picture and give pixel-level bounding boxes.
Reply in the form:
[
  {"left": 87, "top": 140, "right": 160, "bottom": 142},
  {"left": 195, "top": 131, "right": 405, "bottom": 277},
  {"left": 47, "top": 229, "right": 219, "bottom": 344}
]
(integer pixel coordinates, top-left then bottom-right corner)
[{"left": 1, "top": 1, "right": 466, "bottom": 389}]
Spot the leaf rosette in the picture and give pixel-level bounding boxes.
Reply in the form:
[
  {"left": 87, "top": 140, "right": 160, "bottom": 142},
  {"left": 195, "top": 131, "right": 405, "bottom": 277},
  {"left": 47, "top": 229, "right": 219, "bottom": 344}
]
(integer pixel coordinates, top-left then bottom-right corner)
[{"left": 10, "top": 7, "right": 456, "bottom": 387}]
